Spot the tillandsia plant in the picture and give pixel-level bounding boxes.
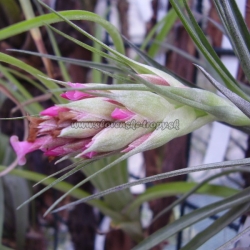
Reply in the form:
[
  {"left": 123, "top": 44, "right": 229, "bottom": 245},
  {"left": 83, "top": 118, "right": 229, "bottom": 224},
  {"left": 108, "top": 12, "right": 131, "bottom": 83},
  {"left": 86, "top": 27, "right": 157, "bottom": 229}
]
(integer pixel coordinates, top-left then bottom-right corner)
[
  {"left": 10, "top": 73, "right": 250, "bottom": 166},
  {"left": 2, "top": 0, "right": 250, "bottom": 249}
]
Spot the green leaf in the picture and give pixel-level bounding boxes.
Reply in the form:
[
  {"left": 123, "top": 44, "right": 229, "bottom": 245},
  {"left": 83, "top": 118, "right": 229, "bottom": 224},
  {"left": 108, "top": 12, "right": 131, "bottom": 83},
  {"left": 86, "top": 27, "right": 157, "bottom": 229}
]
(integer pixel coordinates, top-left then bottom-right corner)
[
  {"left": 4, "top": 1, "right": 187, "bottom": 84},
  {"left": 17, "top": 1, "right": 167, "bottom": 78},
  {"left": 2, "top": 175, "right": 30, "bottom": 249},
  {"left": 196, "top": 65, "right": 250, "bottom": 119},
  {"left": 34, "top": 2, "right": 150, "bottom": 76},
  {"left": 17, "top": 152, "right": 122, "bottom": 214},
  {"left": 0, "top": 64, "right": 43, "bottom": 113},
  {"left": 153, "top": 40, "right": 203, "bottom": 65},
  {"left": 36, "top": 0, "right": 125, "bottom": 58},
  {"left": 32, "top": 161, "right": 88, "bottom": 187},
  {"left": 126, "top": 181, "right": 238, "bottom": 214},
  {"left": 0, "top": 133, "right": 14, "bottom": 166},
  {"left": 0, "top": 0, "right": 21, "bottom": 25},
  {"left": 7, "top": 68, "right": 47, "bottom": 93},
  {"left": 214, "top": 0, "right": 250, "bottom": 82},
  {"left": 9, "top": 49, "right": 126, "bottom": 74},
  {"left": 83, "top": 156, "right": 134, "bottom": 212},
  {"left": 122, "top": 36, "right": 196, "bottom": 88},
  {"left": 50, "top": 158, "right": 250, "bottom": 213},
  {"left": 16, "top": 160, "right": 91, "bottom": 210},
  {"left": 180, "top": 203, "right": 250, "bottom": 250},
  {"left": 228, "top": 0, "right": 250, "bottom": 49},
  {"left": 0, "top": 165, "right": 122, "bottom": 221},
  {"left": 92, "top": 23, "right": 104, "bottom": 83},
  {"left": 150, "top": 168, "right": 250, "bottom": 223},
  {"left": 134, "top": 74, "right": 250, "bottom": 126},
  {"left": 132, "top": 187, "right": 250, "bottom": 250},
  {"left": 33, "top": 0, "right": 71, "bottom": 82},
  {"left": 0, "top": 52, "right": 62, "bottom": 103},
  {"left": 44, "top": 23, "right": 125, "bottom": 65},
  {"left": 0, "top": 9, "right": 125, "bottom": 55},
  {"left": 43, "top": 156, "right": 129, "bottom": 217},
  {"left": 0, "top": 78, "right": 37, "bottom": 115},
  {"left": 140, "top": 11, "right": 172, "bottom": 51},
  {"left": 147, "top": 8, "right": 178, "bottom": 58},
  {"left": 168, "top": 0, "right": 250, "bottom": 102},
  {"left": 217, "top": 225, "right": 250, "bottom": 250}
]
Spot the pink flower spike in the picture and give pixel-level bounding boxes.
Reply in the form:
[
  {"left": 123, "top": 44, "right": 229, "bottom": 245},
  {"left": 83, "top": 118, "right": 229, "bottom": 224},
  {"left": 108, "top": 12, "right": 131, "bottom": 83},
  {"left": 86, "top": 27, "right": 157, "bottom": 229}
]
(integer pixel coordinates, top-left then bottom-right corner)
[
  {"left": 111, "top": 108, "right": 135, "bottom": 121},
  {"left": 122, "top": 133, "right": 152, "bottom": 153},
  {"left": 138, "top": 74, "right": 170, "bottom": 86},
  {"left": 10, "top": 135, "right": 49, "bottom": 165},
  {"left": 60, "top": 91, "right": 93, "bottom": 101},
  {"left": 40, "top": 106, "right": 69, "bottom": 117}
]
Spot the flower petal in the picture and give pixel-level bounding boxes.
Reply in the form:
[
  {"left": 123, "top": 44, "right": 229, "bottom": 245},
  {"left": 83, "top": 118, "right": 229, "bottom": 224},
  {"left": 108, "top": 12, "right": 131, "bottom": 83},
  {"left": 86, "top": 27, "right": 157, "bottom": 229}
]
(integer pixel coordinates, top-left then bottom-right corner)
[
  {"left": 106, "top": 90, "right": 175, "bottom": 121},
  {"left": 60, "top": 97, "right": 119, "bottom": 120},
  {"left": 40, "top": 106, "right": 69, "bottom": 117},
  {"left": 82, "top": 116, "right": 152, "bottom": 154},
  {"left": 111, "top": 108, "right": 135, "bottom": 121},
  {"left": 61, "top": 91, "right": 93, "bottom": 101},
  {"left": 138, "top": 74, "right": 170, "bottom": 86},
  {"left": 10, "top": 135, "right": 49, "bottom": 165},
  {"left": 59, "top": 125, "right": 102, "bottom": 139}
]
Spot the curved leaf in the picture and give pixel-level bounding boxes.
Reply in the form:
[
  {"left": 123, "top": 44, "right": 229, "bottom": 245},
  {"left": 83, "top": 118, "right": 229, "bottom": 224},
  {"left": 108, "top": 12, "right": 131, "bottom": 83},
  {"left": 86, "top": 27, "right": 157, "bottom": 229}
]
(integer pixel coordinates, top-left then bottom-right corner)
[
  {"left": 168, "top": 0, "right": 250, "bottom": 101},
  {"left": 8, "top": 50, "right": 125, "bottom": 73},
  {"left": 217, "top": 225, "right": 250, "bottom": 250},
  {"left": 149, "top": 168, "right": 250, "bottom": 223},
  {"left": 16, "top": 160, "right": 91, "bottom": 210},
  {"left": 147, "top": 8, "right": 178, "bottom": 58},
  {"left": 180, "top": 203, "right": 250, "bottom": 250},
  {"left": 0, "top": 64, "right": 43, "bottom": 113},
  {"left": 126, "top": 181, "right": 238, "bottom": 213},
  {"left": 196, "top": 65, "right": 250, "bottom": 119},
  {"left": 133, "top": 187, "right": 250, "bottom": 250},
  {"left": 0, "top": 166, "right": 122, "bottom": 221},
  {"left": 123, "top": 36, "right": 196, "bottom": 88},
  {"left": 50, "top": 158, "right": 250, "bottom": 213},
  {"left": 0, "top": 52, "right": 62, "bottom": 103},
  {"left": 133, "top": 73, "right": 250, "bottom": 126},
  {"left": 214, "top": 0, "right": 250, "bottom": 82},
  {"left": 0, "top": 10, "right": 125, "bottom": 55}
]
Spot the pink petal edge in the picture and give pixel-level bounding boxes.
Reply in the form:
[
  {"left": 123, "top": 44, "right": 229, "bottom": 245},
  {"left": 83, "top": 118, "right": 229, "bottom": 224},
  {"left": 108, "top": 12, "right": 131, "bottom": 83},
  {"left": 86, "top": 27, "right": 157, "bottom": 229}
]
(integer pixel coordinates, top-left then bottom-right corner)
[
  {"left": 60, "top": 91, "right": 92, "bottom": 101},
  {"left": 40, "top": 106, "right": 69, "bottom": 117},
  {"left": 138, "top": 74, "right": 170, "bottom": 86},
  {"left": 111, "top": 108, "right": 135, "bottom": 121}
]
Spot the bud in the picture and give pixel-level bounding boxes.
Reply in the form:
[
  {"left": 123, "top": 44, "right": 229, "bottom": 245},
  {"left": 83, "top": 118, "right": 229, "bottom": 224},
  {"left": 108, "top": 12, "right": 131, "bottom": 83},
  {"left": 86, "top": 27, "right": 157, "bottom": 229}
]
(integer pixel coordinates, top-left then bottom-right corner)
[{"left": 98, "top": 90, "right": 175, "bottom": 121}]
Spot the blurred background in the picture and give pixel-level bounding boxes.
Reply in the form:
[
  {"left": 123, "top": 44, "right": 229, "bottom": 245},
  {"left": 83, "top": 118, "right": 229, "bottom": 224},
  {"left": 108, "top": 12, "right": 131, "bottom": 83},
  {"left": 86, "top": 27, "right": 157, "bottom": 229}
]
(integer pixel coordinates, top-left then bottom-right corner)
[{"left": 0, "top": 0, "right": 250, "bottom": 249}]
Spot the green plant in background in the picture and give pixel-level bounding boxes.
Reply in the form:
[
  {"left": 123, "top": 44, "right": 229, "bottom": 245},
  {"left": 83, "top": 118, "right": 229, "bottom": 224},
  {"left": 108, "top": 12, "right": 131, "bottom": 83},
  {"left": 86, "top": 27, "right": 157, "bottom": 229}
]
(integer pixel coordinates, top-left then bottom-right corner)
[{"left": 0, "top": 0, "right": 250, "bottom": 249}]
